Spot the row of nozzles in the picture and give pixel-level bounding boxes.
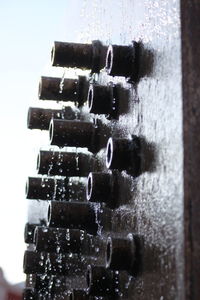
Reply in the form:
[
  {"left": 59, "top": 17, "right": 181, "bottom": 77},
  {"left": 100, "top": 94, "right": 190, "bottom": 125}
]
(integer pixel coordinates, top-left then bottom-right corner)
[
  {"left": 51, "top": 40, "right": 139, "bottom": 79},
  {"left": 24, "top": 40, "right": 141, "bottom": 300},
  {"left": 24, "top": 227, "right": 136, "bottom": 272},
  {"left": 30, "top": 78, "right": 121, "bottom": 123},
  {"left": 24, "top": 227, "right": 137, "bottom": 299},
  {"left": 28, "top": 108, "right": 142, "bottom": 156},
  {"left": 37, "top": 76, "right": 119, "bottom": 113},
  {"left": 28, "top": 39, "right": 140, "bottom": 130},
  {"left": 26, "top": 168, "right": 137, "bottom": 208},
  {"left": 28, "top": 132, "right": 140, "bottom": 174}
]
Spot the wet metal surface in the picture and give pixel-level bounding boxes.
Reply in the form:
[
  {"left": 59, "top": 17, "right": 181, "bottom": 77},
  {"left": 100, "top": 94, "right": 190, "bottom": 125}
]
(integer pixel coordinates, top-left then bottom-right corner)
[{"left": 77, "top": 1, "right": 184, "bottom": 299}]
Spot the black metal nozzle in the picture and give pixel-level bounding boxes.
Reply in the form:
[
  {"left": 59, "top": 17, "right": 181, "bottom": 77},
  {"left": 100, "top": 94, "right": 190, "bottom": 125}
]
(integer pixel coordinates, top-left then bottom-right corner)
[
  {"left": 51, "top": 41, "right": 93, "bottom": 69},
  {"left": 25, "top": 274, "right": 50, "bottom": 291},
  {"left": 49, "top": 119, "right": 97, "bottom": 152},
  {"left": 23, "top": 288, "right": 36, "bottom": 300},
  {"left": 26, "top": 176, "right": 86, "bottom": 202},
  {"left": 46, "top": 252, "right": 86, "bottom": 276},
  {"left": 24, "top": 250, "right": 86, "bottom": 276},
  {"left": 34, "top": 227, "right": 86, "bottom": 253},
  {"left": 37, "top": 150, "right": 94, "bottom": 177},
  {"left": 38, "top": 76, "right": 88, "bottom": 106},
  {"left": 27, "top": 107, "right": 61, "bottom": 130},
  {"left": 86, "top": 172, "right": 119, "bottom": 208},
  {"left": 106, "top": 42, "right": 139, "bottom": 81},
  {"left": 51, "top": 40, "right": 107, "bottom": 73},
  {"left": 55, "top": 177, "right": 87, "bottom": 202},
  {"left": 47, "top": 201, "right": 98, "bottom": 235},
  {"left": 27, "top": 106, "right": 80, "bottom": 130},
  {"left": 106, "top": 234, "right": 136, "bottom": 273},
  {"left": 106, "top": 136, "right": 141, "bottom": 175},
  {"left": 24, "top": 223, "right": 39, "bottom": 244},
  {"left": 87, "top": 84, "right": 118, "bottom": 117},
  {"left": 23, "top": 250, "right": 46, "bottom": 274},
  {"left": 26, "top": 177, "right": 55, "bottom": 200}
]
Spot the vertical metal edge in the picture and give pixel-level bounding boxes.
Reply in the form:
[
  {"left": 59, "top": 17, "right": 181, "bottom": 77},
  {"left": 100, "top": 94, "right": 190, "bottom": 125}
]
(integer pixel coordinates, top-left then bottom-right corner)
[{"left": 181, "top": 1, "right": 200, "bottom": 299}]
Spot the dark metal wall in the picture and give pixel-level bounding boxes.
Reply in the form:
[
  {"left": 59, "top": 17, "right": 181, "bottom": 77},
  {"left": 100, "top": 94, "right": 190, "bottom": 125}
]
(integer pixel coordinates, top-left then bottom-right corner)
[{"left": 181, "top": 1, "right": 200, "bottom": 300}]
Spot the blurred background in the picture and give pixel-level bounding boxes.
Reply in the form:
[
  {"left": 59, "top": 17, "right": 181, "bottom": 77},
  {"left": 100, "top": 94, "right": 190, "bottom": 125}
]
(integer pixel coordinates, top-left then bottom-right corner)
[{"left": 0, "top": 0, "right": 85, "bottom": 297}]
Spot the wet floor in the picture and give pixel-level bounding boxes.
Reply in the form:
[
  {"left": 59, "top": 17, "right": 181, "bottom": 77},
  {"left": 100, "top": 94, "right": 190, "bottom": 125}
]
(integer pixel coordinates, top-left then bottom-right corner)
[{"left": 28, "top": 1, "right": 184, "bottom": 299}]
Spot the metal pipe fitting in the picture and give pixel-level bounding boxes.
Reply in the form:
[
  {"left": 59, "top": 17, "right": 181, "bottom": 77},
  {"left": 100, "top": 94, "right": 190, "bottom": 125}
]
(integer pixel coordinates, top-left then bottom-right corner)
[
  {"left": 26, "top": 177, "right": 55, "bottom": 200},
  {"left": 56, "top": 177, "right": 87, "bottom": 202},
  {"left": 26, "top": 274, "right": 50, "bottom": 291},
  {"left": 45, "top": 253, "right": 86, "bottom": 276},
  {"left": 106, "top": 136, "right": 141, "bottom": 175},
  {"left": 25, "top": 274, "right": 34, "bottom": 288},
  {"left": 37, "top": 150, "right": 94, "bottom": 177},
  {"left": 49, "top": 119, "right": 97, "bottom": 152},
  {"left": 52, "top": 41, "right": 93, "bottom": 69},
  {"left": 25, "top": 275, "right": 55, "bottom": 299},
  {"left": 27, "top": 107, "right": 62, "bottom": 130},
  {"left": 38, "top": 76, "right": 88, "bottom": 106},
  {"left": 29, "top": 275, "right": 71, "bottom": 298},
  {"left": 49, "top": 280, "right": 72, "bottom": 300},
  {"left": 47, "top": 201, "right": 98, "bottom": 235},
  {"left": 23, "top": 288, "right": 36, "bottom": 300},
  {"left": 24, "top": 223, "right": 39, "bottom": 244},
  {"left": 24, "top": 250, "right": 86, "bottom": 276},
  {"left": 51, "top": 40, "right": 107, "bottom": 73},
  {"left": 86, "top": 171, "right": 119, "bottom": 208},
  {"left": 106, "top": 234, "right": 136, "bottom": 273},
  {"left": 86, "top": 265, "right": 119, "bottom": 296},
  {"left": 34, "top": 227, "right": 87, "bottom": 253},
  {"left": 106, "top": 42, "right": 139, "bottom": 80},
  {"left": 87, "top": 84, "right": 117, "bottom": 117},
  {"left": 26, "top": 176, "right": 86, "bottom": 201},
  {"left": 35, "top": 227, "right": 103, "bottom": 257},
  {"left": 23, "top": 250, "right": 47, "bottom": 274},
  {"left": 27, "top": 106, "right": 80, "bottom": 130}
]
